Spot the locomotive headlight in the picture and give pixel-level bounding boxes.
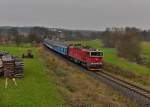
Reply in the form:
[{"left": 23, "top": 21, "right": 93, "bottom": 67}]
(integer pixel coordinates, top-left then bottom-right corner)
[
  {"left": 99, "top": 62, "right": 102, "bottom": 65},
  {"left": 87, "top": 63, "right": 91, "bottom": 66},
  {"left": 88, "top": 62, "right": 103, "bottom": 65},
  {"left": 91, "top": 62, "right": 102, "bottom": 65}
]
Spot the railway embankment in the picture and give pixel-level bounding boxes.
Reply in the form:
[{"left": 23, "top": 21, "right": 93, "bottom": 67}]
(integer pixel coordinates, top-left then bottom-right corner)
[
  {"left": 39, "top": 45, "right": 139, "bottom": 107},
  {"left": 103, "top": 62, "right": 150, "bottom": 90}
]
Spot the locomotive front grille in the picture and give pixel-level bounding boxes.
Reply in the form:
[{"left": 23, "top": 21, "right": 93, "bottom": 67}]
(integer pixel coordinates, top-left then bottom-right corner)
[{"left": 87, "top": 63, "right": 103, "bottom": 71}]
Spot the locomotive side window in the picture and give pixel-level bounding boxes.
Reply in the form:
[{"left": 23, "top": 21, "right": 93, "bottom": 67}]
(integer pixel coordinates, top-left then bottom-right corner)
[{"left": 90, "top": 52, "right": 103, "bottom": 57}]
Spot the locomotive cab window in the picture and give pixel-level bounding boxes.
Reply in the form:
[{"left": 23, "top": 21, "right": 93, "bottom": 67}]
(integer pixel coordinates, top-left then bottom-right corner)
[{"left": 90, "top": 52, "right": 103, "bottom": 57}]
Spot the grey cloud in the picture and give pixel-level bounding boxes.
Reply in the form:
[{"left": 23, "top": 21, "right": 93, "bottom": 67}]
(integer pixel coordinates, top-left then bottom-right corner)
[{"left": 0, "top": 0, "right": 150, "bottom": 30}]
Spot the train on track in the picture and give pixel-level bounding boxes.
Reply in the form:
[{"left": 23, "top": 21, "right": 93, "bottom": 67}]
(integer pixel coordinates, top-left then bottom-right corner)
[{"left": 43, "top": 39, "right": 103, "bottom": 70}]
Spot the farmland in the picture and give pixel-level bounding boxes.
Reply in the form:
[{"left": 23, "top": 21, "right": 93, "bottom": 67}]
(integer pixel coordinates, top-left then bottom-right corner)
[
  {"left": 141, "top": 42, "right": 150, "bottom": 59},
  {"left": 141, "top": 42, "right": 150, "bottom": 67},
  {"left": 0, "top": 45, "right": 65, "bottom": 107}
]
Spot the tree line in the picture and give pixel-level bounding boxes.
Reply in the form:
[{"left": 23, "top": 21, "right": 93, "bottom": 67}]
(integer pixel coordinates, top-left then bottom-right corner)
[
  {"left": 0, "top": 27, "right": 49, "bottom": 45},
  {"left": 0, "top": 27, "right": 103, "bottom": 44},
  {"left": 101, "top": 27, "right": 141, "bottom": 63}
]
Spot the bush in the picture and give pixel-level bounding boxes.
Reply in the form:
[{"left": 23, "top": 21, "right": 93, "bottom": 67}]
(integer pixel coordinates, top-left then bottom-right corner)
[
  {"left": 102, "top": 27, "right": 141, "bottom": 62},
  {"left": 116, "top": 29, "right": 141, "bottom": 62}
]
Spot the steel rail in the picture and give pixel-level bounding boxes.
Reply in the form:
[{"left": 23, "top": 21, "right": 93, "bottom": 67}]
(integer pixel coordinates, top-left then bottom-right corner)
[{"left": 95, "top": 71, "right": 150, "bottom": 100}]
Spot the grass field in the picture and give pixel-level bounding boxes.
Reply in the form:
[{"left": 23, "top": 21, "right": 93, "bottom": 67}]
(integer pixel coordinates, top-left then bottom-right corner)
[
  {"left": 67, "top": 40, "right": 150, "bottom": 76},
  {"left": 0, "top": 46, "right": 65, "bottom": 107},
  {"left": 141, "top": 42, "right": 150, "bottom": 59}
]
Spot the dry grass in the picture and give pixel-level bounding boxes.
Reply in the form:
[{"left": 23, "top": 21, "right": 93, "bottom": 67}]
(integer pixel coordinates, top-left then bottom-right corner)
[
  {"left": 103, "top": 62, "right": 150, "bottom": 89},
  {"left": 38, "top": 46, "right": 139, "bottom": 107}
]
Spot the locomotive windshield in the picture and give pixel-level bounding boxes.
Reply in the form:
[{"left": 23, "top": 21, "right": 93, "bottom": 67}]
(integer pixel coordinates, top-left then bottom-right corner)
[{"left": 90, "top": 52, "right": 103, "bottom": 57}]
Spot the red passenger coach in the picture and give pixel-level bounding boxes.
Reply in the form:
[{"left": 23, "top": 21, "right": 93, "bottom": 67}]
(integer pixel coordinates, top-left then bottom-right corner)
[{"left": 68, "top": 45, "right": 103, "bottom": 70}]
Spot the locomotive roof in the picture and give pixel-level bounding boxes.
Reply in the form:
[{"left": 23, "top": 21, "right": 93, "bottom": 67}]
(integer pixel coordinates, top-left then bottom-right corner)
[
  {"left": 82, "top": 48, "right": 100, "bottom": 52},
  {"left": 69, "top": 45, "right": 101, "bottom": 52}
]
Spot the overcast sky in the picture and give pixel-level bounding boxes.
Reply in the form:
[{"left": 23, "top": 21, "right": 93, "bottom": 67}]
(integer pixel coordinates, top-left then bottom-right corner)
[{"left": 0, "top": 0, "right": 150, "bottom": 30}]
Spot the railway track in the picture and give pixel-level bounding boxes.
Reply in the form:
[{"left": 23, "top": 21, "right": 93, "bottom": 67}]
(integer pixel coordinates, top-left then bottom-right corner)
[
  {"left": 86, "top": 71, "right": 150, "bottom": 107},
  {"left": 43, "top": 46, "right": 150, "bottom": 107},
  {"left": 97, "top": 71, "right": 150, "bottom": 99}
]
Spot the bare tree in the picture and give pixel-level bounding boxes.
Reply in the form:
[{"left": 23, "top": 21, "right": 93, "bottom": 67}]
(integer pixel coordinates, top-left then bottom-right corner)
[
  {"left": 9, "top": 28, "right": 22, "bottom": 45},
  {"left": 101, "top": 27, "right": 122, "bottom": 48},
  {"left": 116, "top": 28, "right": 141, "bottom": 62},
  {"left": 102, "top": 27, "right": 141, "bottom": 63}
]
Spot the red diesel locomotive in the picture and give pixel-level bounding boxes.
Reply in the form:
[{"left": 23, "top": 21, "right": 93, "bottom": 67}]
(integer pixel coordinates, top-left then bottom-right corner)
[{"left": 68, "top": 45, "right": 103, "bottom": 70}]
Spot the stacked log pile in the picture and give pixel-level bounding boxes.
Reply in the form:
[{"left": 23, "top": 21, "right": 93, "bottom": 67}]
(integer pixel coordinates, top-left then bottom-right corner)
[
  {"left": 2, "top": 57, "right": 15, "bottom": 78},
  {"left": 14, "top": 57, "right": 24, "bottom": 78},
  {"left": 1, "top": 55, "right": 24, "bottom": 78}
]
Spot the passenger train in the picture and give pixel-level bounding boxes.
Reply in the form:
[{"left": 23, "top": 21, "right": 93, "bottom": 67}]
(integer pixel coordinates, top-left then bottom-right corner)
[{"left": 43, "top": 39, "right": 103, "bottom": 70}]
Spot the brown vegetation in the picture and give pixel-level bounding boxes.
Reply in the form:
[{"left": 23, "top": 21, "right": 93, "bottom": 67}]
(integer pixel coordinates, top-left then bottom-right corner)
[
  {"left": 102, "top": 27, "right": 141, "bottom": 62},
  {"left": 38, "top": 46, "right": 139, "bottom": 107},
  {"left": 103, "top": 62, "right": 150, "bottom": 89}
]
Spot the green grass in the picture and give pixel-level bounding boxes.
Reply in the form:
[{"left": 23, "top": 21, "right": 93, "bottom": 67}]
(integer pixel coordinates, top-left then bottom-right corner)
[
  {"left": 141, "top": 42, "right": 150, "bottom": 59},
  {"left": 66, "top": 40, "right": 150, "bottom": 75},
  {"left": 0, "top": 46, "right": 65, "bottom": 107}
]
